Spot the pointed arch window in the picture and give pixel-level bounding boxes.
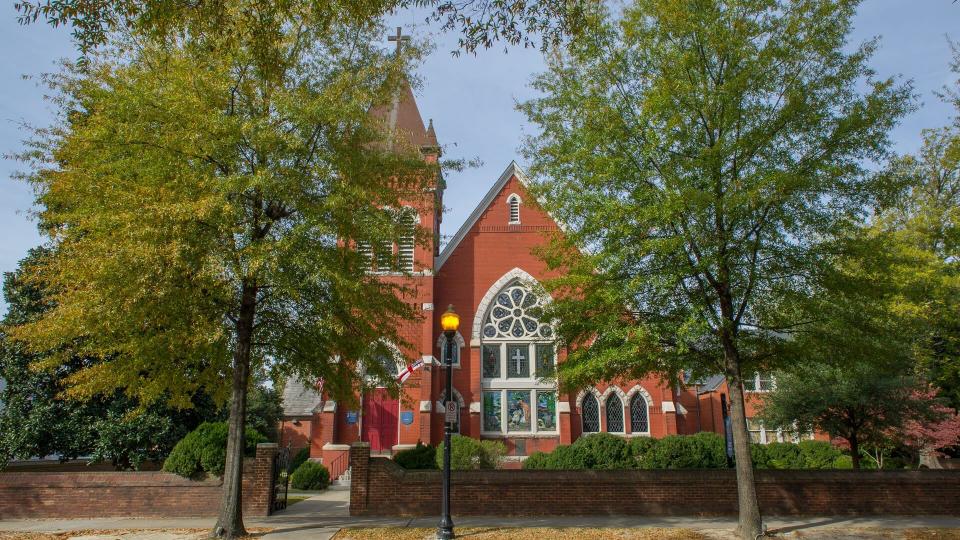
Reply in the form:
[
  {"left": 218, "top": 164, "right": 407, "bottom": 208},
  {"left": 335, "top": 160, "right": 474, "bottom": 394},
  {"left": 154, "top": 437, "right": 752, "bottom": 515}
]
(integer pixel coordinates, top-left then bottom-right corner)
[
  {"left": 630, "top": 393, "right": 649, "bottom": 433},
  {"left": 582, "top": 393, "right": 600, "bottom": 433},
  {"left": 479, "top": 278, "right": 557, "bottom": 435},
  {"left": 605, "top": 394, "right": 624, "bottom": 433},
  {"left": 507, "top": 194, "right": 521, "bottom": 224}
]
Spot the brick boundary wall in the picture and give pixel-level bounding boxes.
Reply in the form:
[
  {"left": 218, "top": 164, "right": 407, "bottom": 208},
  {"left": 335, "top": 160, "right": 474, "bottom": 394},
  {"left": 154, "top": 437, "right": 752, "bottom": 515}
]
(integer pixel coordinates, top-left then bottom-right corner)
[
  {"left": 348, "top": 442, "right": 960, "bottom": 517},
  {"left": 0, "top": 443, "right": 279, "bottom": 519}
]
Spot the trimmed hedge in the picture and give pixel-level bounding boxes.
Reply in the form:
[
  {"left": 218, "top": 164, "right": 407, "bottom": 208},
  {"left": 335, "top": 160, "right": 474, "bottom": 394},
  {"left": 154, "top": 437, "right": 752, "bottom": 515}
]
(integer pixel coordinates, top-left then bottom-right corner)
[
  {"left": 436, "top": 435, "right": 506, "bottom": 470},
  {"left": 290, "top": 460, "right": 329, "bottom": 490},
  {"left": 162, "top": 422, "right": 266, "bottom": 478},
  {"left": 524, "top": 433, "right": 849, "bottom": 470},
  {"left": 395, "top": 442, "right": 436, "bottom": 469}
]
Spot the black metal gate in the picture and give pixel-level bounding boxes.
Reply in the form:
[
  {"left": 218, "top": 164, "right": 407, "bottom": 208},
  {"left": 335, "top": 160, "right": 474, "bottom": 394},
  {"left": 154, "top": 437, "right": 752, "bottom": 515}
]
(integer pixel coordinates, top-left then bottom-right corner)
[{"left": 269, "top": 446, "right": 291, "bottom": 514}]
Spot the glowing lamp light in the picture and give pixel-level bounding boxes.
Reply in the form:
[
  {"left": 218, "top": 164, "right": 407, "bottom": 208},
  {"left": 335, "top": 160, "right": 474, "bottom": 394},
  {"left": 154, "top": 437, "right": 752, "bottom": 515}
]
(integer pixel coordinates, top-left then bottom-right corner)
[{"left": 440, "top": 304, "right": 460, "bottom": 334}]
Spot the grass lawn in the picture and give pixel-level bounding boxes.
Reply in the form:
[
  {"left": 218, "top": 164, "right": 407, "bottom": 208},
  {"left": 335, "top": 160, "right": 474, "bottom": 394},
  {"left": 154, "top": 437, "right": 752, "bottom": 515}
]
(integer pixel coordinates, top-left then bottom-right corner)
[
  {"left": 285, "top": 496, "right": 309, "bottom": 506},
  {"left": 331, "top": 528, "right": 709, "bottom": 540}
]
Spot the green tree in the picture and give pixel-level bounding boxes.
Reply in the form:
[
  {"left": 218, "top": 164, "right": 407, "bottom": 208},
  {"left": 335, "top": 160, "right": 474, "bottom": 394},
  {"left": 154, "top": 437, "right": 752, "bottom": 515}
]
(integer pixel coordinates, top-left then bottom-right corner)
[
  {"left": 13, "top": 0, "right": 590, "bottom": 57},
  {"left": 10, "top": 9, "right": 434, "bottom": 538},
  {"left": 1, "top": 248, "right": 220, "bottom": 470},
  {"left": 520, "top": 1, "right": 912, "bottom": 537},
  {"left": 759, "top": 363, "right": 937, "bottom": 469},
  {"left": 875, "top": 124, "right": 960, "bottom": 411}
]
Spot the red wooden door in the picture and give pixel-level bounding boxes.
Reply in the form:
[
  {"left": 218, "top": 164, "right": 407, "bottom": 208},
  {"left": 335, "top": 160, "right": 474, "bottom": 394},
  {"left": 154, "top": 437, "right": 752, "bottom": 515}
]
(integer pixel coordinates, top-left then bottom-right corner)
[{"left": 362, "top": 389, "right": 398, "bottom": 452}]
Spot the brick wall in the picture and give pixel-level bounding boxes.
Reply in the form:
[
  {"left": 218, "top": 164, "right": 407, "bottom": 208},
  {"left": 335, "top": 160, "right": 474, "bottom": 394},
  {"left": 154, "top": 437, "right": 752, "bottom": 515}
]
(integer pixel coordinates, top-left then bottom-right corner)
[
  {"left": 348, "top": 442, "right": 960, "bottom": 517},
  {"left": 0, "top": 443, "right": 279, "bottom": 519}
]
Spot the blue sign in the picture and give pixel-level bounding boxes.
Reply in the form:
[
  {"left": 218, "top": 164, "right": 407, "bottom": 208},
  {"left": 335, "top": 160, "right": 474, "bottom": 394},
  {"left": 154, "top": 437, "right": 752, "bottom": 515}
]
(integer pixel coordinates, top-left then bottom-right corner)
[
  {"left": 400, "top": 411, "right": 414, "bottom": 425},
  {"left": 724, "top": 415, "right": 734, "bottom": 458},
  {"left": 346, "top": 411, "right": 359, "bottom": 425}
]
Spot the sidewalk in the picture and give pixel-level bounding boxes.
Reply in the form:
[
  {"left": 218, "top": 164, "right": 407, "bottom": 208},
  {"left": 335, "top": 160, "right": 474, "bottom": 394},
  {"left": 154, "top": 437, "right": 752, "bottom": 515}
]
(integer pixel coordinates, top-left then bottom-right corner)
[{"left": 2, "top": 488, "right": 960, "bottom": 540}]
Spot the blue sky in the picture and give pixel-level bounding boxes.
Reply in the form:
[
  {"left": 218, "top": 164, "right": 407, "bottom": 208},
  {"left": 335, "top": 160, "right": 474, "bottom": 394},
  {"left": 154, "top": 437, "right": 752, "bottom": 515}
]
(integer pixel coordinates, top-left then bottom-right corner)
[{"left": 0, "top": 1, "right": 957, "bottom": 316}]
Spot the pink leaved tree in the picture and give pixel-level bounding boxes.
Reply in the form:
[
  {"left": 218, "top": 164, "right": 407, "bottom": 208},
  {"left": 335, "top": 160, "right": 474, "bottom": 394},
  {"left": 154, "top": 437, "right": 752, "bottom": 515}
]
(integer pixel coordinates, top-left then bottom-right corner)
[{"left": 899, "top": 388, "right": 960, "bottom": 468}]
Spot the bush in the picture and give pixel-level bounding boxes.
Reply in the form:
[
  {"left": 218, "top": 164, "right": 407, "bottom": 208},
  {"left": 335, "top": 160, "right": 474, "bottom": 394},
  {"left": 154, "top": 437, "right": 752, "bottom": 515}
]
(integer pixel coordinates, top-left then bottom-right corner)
[
  {"left": 764, "top": 441, "right": 804, "bottom": 469},
  {"left": 750, "top": 443, "right": 770, "bottom": 469},
  {"left": 645, "top": 433, "right": 726, "bottom": 469},
  {"left": 832, "top": 454, "right": 853, "bottom": 469},
  {"left": 291, "top": 447, "right": 310, "bottom": 472},
  {"left": 569, "top": 433, "right": 634, "bottom": 469},
  {"left": 521, "top": 451, "right": 551, "bottom": 470},
  {"left": 436, "top": 435, "right": 506, "bottom": 470},
  {"left": 628, "top": 435, "right": 657, "bottom": 465},
  {"left": 162, "top": 422, "right": 266, "bottom": 478},
  {"left": 290, "top": 460, "right": 329, "bottom": 490},
  {"left": 395, "top": 442, "right": 436, "bottom": 469},
  {"left": 797, "top": 440, "right": 842, "bottom": 469}
]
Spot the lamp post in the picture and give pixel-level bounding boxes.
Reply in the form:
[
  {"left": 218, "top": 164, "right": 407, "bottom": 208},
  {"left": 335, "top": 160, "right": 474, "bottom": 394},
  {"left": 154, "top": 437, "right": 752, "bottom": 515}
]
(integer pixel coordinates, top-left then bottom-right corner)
[{"left": 437, "top": 304, "right": 459, "bottom": 540}]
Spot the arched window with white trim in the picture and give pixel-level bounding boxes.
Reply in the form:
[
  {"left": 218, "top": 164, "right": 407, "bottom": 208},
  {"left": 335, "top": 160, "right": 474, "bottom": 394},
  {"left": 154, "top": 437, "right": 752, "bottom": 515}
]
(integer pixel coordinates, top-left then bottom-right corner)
[
  {"left": 581, "top": 392, "right": 600, "bottom": 433},
  {"left": 507, "top": 194, "right": 521, "bottom": 224},
  {"left": 605, "top": 393, "right": 624, "bottom": 433},
  {"left": 479, "top": 278, "right": 557, "bottom": 435},
  {"left": 630, "top": 393, "right": 649, "bottom": 433}
]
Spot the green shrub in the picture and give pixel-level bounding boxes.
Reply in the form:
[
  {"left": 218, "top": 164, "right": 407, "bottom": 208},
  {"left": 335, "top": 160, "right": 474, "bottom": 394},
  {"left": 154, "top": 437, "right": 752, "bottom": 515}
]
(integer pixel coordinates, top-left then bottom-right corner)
[
  {"left": 569, "top": 433, "right": 634, "bottom": 469},
  {"left": 646, "top": 433, "right": 726, "bottom": 469},
  {"left": 521, "top": 451, "right": 551, "bottom": 470},
  {"left": 395, "top": 442, "right": 436, "bottom": 469},
  {"left": 764, "top": 442, "right": 804, "bottom": 469},
  {"left": 629, "top": 437, "right": 657, "bottom": 468},
  {"left": 162, "top": 422, "right": 266, "bottom": 478},
  {"left": 435, "top": 435, "right": 505, "bottom": 470},
  {"left": 797, "top": 440, "right": 842, "bottom": 469},
  {"left": 291, "top": 447, "right": 310, "bottom": 472},
  {"left": 832, "top": 454, "right": 853, "bottom": 469},
  {"left": 750, "top": 443, "right": 770, "bottom": 469},
  {"left": 290, "top": 460, "right": 329, "bottom": 490}
]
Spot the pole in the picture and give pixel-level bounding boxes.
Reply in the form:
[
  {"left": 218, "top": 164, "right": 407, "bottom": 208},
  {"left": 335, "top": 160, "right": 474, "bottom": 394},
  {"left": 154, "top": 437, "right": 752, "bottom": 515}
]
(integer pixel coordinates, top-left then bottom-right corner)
[{"left": 436, "top": 331, "right": 455, "bottom": 539}]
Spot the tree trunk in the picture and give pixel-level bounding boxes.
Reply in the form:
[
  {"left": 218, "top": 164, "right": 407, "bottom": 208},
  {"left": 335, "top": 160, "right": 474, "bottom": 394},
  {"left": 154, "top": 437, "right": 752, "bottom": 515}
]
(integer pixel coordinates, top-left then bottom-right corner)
[
  {"left": 722, "top": 339, "right": 763, "bottom": 540},
  {"left": 214, "top": 282, "right": 257, "bottom": 539},
  {"left": 849, "top": 432, "right": 860, "bottom": 470}
]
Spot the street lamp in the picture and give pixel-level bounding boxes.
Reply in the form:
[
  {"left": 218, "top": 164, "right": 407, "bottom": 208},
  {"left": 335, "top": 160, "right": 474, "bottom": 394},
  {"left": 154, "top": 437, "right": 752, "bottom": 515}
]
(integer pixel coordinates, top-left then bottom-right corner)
[{"left": 437, "top": 304, "right": 459, "bottom": 540}]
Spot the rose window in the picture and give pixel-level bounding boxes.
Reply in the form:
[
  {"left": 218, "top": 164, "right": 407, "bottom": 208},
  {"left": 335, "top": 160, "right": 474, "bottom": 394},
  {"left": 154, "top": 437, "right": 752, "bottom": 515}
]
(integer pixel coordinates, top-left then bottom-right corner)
[{"left": 482, "top": 283, "right": 552, "bottom": 339}]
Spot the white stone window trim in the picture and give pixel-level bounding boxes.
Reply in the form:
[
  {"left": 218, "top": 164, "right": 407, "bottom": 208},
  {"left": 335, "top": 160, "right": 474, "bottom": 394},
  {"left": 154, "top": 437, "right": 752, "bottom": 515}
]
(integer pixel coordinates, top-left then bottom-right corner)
[
  {"left": 480, "top": 387, "right": 559, "bottom": 437},
  {"left": 625, "top": 385, "right": 653, "bottom": 435},
  {"left": 436, "top": 331, "right": 465, "bottom": 368},
  {"left": 471, "top": 268, "right": 550, "bottom": 346},
  {"left": 600, "top": 386, "right": 627, "bottom": 434},
  {"left": 743, "top": 372, "right": 776, "bottom": 393},
  {"left": 359, "top": 340, "right": 407, "bottom": 388},
  {"left": 359, "top": 206, "right": 421, "bottom": 275},
  {"left": 576, "top": 387, "right": 602, "bottom": 434},
  {"left": 507, "top": 193, "right": 522, "bottom": 224}
]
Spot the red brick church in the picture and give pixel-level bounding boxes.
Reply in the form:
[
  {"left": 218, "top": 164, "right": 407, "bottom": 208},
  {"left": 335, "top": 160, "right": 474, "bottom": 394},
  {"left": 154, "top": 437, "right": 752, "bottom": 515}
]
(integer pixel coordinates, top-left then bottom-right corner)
[{"left": 279, "top": 76, "right": 786, "bottom": 478}]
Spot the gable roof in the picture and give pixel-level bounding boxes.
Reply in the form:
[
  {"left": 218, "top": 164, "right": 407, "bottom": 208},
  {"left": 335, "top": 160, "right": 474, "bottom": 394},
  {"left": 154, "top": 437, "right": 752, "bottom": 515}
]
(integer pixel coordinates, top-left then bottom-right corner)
[
  {"left": 435, "top": 161, "right": 533, "bottom": 270},
  {"left": 281, "top": 378, "right": 324, "bottom": 417}
]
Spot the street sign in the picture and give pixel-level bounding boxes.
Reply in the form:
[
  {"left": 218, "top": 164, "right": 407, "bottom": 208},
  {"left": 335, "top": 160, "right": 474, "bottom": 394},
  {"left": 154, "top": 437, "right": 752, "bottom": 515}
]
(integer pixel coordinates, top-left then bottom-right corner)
[{"left": 444, "top": 401, "right": 458, "bottom": 423}]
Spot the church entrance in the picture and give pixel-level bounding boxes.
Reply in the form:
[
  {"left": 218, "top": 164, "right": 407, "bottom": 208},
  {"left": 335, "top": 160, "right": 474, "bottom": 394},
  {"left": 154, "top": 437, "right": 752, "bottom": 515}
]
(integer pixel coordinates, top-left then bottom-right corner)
[{"left": 362, "top": 388, "right": 398, "bottom": 452}]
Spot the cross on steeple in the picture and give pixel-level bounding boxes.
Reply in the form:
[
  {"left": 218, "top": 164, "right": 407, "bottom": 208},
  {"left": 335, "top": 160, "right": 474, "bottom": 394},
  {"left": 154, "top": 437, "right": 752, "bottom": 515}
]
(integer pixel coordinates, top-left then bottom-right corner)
[{"left": 388, "top": 26, "right": 410, "bottom": 54}]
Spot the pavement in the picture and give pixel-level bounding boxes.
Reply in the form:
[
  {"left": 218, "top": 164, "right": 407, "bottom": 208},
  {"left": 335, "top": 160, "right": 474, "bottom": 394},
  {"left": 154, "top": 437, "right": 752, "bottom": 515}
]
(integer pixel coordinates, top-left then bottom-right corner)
[{"left": 3, "top": 487, "right": 960, "bottom": 540}]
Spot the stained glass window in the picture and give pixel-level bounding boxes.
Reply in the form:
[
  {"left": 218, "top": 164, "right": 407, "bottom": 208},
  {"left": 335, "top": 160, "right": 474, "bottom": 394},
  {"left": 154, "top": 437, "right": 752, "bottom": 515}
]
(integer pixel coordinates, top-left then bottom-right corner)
[
  {"left": 536, "top": 391, "right": 556, "bottom": 431},
  {"left": 483, "top": 391, "right": 502, "bottom": 432},
  {"left": 507, "top": 390, "right": 531, "bottom": 432},
  {"left": 535, "top": 344, "right": 555, "bottom": 377},
  {"left": 582, "top": 393, "right": 600, "bottom": 433},
  {"left": 482, "top": 283, "right": 552, "bottom": 340},
  {"left": 506, "top": 344, "right": 530, "bottom": 378},
  {"left": 630, "top": 394, "right": 649, "bottom": 433},
  {"left": 606, "top": 394, "right": 624, "bottom": 432},
  {"left": 481, "top": 345, "right": 500, "bottom": 378}
]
